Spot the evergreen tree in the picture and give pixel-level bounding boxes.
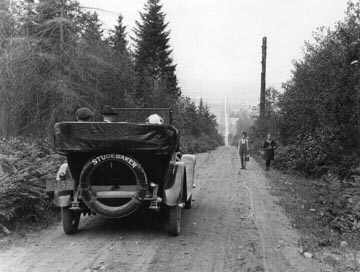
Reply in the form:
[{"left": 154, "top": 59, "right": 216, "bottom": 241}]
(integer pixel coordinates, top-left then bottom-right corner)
[
  {"left": 133, "top": 0, "right": 180, "bottom": 107},
  {"left": 0, "top": 0, "right": 222, "bottom": 154},
  {"left": 109, "top": 15, "right": 128, "bottom": 55},
  {"left": 32, "top": 0, "right": 81, "bottom": 53},
  {"left": 104, "top": 14, "right": 135, "bottom": 107},
  {"left": 80, "top": 12, "right": 103, "bottom": 46},
  {"left": 0, "top": 2, "right": 14, "bottom": 50}
]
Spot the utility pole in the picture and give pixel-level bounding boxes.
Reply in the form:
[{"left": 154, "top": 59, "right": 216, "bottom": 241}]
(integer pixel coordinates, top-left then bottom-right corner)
[
  {"left": 224, "top": 96, "right": 229, "bottom": 146},
  {"left": 260, "top": 36, "right": 267, "bottom": 119},
  {"left": 0, "top": 0, "right": 12, "bottom": 137}
]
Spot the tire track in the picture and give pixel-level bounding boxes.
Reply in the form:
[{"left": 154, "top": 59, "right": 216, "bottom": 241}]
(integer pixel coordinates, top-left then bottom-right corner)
[{"left": 0, "top": 147, "right": 324, "bottom": 272}]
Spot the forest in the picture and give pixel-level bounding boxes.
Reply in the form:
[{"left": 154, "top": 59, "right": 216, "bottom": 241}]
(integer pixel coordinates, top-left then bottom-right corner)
[
  {"left": 0, "top": 0, "right": 223, "bottom": 230},
  {"left": 242, "top": 1, "right": 360, "bottom": 233},
  {"left": 256, "top": 1, "right": 360, "bottom": 178},
  {"left": 0, "top": 0, "right": 223, "bottom": 153}
]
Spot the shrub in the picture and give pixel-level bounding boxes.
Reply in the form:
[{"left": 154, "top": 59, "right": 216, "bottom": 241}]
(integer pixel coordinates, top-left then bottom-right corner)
[
  {"left": 0, "top": 138, "right": 63, "bottom": 229},
  {"left": 180, "top": 134, "right": 221, "bottom": 154}
]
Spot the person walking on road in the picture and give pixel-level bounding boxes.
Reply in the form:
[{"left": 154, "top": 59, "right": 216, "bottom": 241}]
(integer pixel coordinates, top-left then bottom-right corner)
[
  {"left": 238, "top": 131, "right": 249, "bottom": 169},
  {"left": 263, "top": 133, "right": 277, "bottom": 171}
]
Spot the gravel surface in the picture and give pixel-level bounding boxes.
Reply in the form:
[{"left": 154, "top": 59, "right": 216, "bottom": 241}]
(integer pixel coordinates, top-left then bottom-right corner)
[{"left": 0, "top": 147, "right": 325, "bottom": 272}]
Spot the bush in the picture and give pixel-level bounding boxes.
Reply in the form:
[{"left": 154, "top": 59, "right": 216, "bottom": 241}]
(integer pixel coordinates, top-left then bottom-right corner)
[
  {"left": 0, "top": 138, "right": 63, "bottom": 229},
  {"left": 276, "top": 2, "right": 360, "bottom": 177},
  {"left": 271, "top": 132, "right": 360, "bottom": 178},
  {"left": 180, "top": 134, "right": 221, "bottom": 154}
]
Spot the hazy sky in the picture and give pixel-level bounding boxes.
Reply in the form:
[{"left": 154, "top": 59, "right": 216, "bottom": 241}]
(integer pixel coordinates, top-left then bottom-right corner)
[{"left": 80, "top": 0, "right": 347, "bottom": 106}]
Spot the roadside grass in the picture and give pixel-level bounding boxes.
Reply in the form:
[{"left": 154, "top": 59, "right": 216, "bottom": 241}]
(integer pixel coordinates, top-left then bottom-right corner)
[{"left": 261, "top": 162, "right": 360, "bottom": 271}]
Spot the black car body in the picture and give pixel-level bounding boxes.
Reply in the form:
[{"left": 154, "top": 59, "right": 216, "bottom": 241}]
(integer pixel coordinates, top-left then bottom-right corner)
[{"left": 47, "top": 108, "right": 196, "bottom": 236}]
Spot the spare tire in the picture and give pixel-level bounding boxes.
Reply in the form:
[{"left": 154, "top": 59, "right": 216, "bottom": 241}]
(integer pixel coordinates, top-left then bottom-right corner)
[{"left": 79, "top": 154, "right": 148, "bottom": 218}]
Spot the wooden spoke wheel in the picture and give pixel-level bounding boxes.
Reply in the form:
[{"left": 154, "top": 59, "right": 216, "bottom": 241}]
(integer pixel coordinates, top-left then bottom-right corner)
[
  {"left": 62, "top": 208, "right": 80, "bottom": 235},
  {"left": 184, "top": 195, "right": 192, "bottom": 209},
  {"left": 167, "top": 205, "right": 182, "bottom": 236}
]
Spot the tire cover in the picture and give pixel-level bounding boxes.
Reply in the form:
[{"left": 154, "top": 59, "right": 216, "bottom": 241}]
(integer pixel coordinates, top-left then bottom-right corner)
[{"left": 79, "top": 154, "right": 148, "bottom": 218}]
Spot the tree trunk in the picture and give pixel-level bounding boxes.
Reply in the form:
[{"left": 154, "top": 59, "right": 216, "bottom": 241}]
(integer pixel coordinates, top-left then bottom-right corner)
[{"left": 0, "top": 102, "right": 8, "bottom": 137}]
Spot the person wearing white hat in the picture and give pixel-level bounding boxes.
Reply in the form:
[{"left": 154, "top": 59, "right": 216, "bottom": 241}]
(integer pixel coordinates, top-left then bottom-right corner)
[{"left": 146, "top": 114, "right": 164, "bottom": 124}]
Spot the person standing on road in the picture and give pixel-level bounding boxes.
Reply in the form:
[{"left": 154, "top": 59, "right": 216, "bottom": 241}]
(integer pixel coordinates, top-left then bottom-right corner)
[
  {"left": 238, "top": 131, "right": 249, "bottom": 169},
  {"left": 263, "top": 133, "right": 277, "bottom": 171}
]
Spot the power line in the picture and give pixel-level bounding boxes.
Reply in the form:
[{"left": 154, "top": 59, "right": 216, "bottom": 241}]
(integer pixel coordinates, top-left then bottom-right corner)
[{"left": 79, "top": 6, "right": 121, "bottom": 16}]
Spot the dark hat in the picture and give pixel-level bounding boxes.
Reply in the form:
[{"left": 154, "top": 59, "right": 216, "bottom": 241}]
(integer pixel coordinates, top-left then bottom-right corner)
[
  {"left": 101, "top": 105, "right": 117, "bottom": 116},
  {"left": 75, "top": 107, "right": 94, "bottom": 121}
]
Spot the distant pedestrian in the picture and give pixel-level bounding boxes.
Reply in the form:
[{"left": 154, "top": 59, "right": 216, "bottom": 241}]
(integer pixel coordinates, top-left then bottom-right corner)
[
  {"left": 238, "top": 131, "right": 249, "bottom": 169},
  {"left": 263, "top": 133, "right": 277, "bottom": 171}
]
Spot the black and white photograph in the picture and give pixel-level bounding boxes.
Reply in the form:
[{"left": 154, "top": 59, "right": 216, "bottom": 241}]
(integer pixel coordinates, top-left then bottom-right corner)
[{"left": 0, "top": 0, "right": 359, "bottom": 271}]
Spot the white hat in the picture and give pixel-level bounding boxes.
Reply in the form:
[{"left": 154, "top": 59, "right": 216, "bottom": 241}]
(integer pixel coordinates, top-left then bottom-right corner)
[{"left": 146, "top": 114, "right": 164, "bottom": 124}]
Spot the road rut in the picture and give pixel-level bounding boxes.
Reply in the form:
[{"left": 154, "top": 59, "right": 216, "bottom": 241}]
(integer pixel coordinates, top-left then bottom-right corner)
[{"left": 0, "top": 147, "right": 324, "bottom": 272}]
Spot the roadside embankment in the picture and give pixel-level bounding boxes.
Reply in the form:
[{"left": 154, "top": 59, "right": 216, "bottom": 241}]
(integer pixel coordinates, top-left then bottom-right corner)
[{"left": 262, "top": 162, "right": 360, "bottom": 271}]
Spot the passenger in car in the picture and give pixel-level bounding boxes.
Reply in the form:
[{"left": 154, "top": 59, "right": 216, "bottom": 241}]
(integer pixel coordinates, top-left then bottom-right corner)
[
  {"left": 57, "top": 107, "right": 94, "bottom": 180},
  {"left": 75, "top": 107, "right": 94, "bottom": 122},
  {"left": 146, "top": 113, "right": 164, "bottom": 124},
  {"left": 101, "top": 105, "right": 118, "bottom": 123}
]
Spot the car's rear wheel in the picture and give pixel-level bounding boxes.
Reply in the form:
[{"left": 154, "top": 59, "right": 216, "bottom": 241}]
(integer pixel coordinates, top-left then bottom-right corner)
[
  {"left": 62, "top": 208, "right": 80, "bottom": 235},
  {"left": 167, "top": 205, "right": 182, "bottom": 236}
]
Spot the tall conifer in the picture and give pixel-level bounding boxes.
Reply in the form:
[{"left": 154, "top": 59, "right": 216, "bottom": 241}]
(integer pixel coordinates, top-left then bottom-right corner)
[
  {"left": 133, "top": 0, "right": 180, "bottom": 107},
  {"left": 109, "top": 15, "right": 128, "bottom": 55}
]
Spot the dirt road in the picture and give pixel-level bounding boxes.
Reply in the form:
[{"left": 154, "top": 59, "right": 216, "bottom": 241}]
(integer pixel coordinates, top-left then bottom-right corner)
[{"left": 0, "top": 147, "right": 326, "bottom": 272}]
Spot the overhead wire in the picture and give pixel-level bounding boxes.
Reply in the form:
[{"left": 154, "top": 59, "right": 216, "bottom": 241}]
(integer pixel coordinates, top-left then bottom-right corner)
[{"left": 79, "top": 6, "right": 121, "bottom": 16}]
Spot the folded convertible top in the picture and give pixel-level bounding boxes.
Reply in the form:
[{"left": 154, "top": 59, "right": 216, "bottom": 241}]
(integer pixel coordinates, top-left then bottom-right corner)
[{"left": 54, "top": 122, "right": 179, "bottom": 155}]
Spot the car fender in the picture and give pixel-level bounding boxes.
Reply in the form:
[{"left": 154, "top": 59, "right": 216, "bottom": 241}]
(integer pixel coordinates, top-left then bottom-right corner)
[
  {"left": 164, "top": 161, "right": 185, "bottom": 206},
  {"left": 181, "top": 154, "right": 196, "bottom": 200},
  {"left": 53, "top": 192, "right": 72, "bottom": 207},
  {"left": 46, "top": 163, "right": 74, "bottom": 193}
]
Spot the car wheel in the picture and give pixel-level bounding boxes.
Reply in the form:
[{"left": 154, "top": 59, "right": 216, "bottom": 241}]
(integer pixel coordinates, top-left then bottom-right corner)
[
  {"left": 184, "top": 195, "right": 192, "bottom": 209},
  {"left": 167, "top": 205, "right": 182, "bottom": 236},
  {"left": 62, "top": 208, "right": 80, "bottom": 235}
]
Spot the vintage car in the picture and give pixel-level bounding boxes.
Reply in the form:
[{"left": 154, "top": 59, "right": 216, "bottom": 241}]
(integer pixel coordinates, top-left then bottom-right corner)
[{"left": 47, "top": 108, "right": 196, "bottom": 236}]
